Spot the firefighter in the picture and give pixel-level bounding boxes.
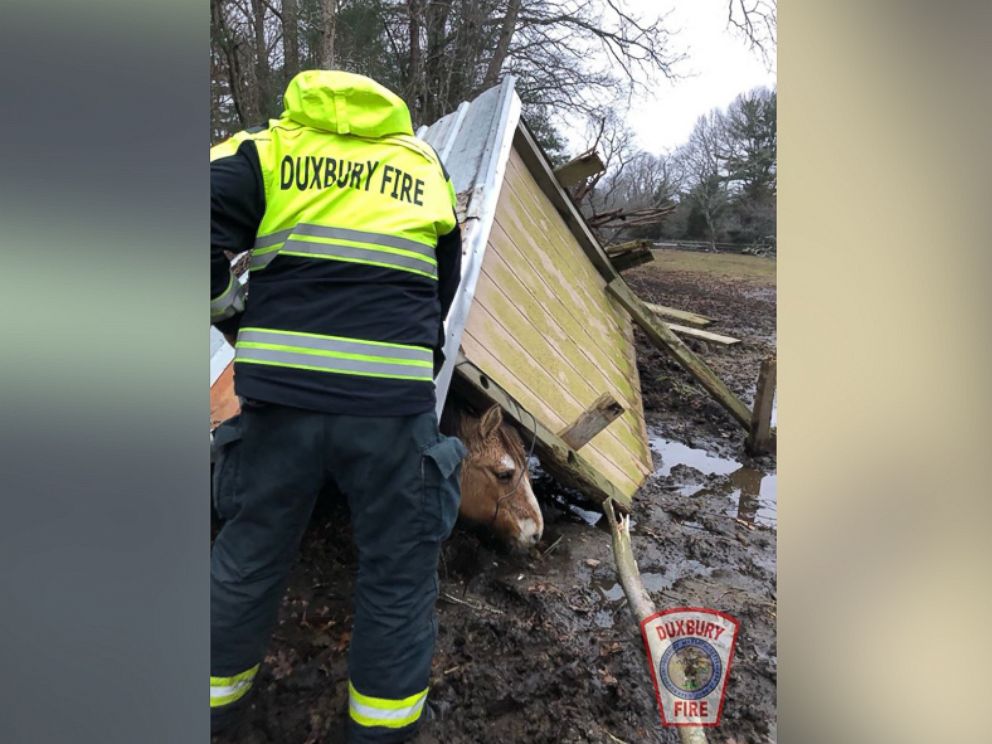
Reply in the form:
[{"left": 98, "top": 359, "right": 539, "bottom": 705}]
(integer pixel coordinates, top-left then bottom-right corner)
[{"left": 209, "top": 70, "right": 466, "bottom": 742}]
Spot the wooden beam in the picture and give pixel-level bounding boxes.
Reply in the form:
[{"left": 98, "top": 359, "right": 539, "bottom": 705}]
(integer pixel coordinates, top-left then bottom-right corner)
[
  {"left": 610, "top": 249, "right": 653, "bottom": 272},
  {"left": 558, "top": 392, "right": 625, "bottom": 450},
  {"left": 747, "top": 357, "right": 777, "bottom": 455},
  {"left": 644, "top": 302, "right": 713, "bottom": 328},
  {"left": 451, "top": 354, "right": 632, "bottom": 511},
  {"left": 606, "top": 240, "right": 653, "bottom": 272},
  {"left": 553, "top": 150, "right": 606, "bottom": 188},
  {"left": 606, "top": 278, "right": 753, "bottom": 430},
  {"left": 666, "top": 323, "right": 740, "bottom": 347},
  {"left": 605, "top": 239, "right": 651, "bottom": 257}
]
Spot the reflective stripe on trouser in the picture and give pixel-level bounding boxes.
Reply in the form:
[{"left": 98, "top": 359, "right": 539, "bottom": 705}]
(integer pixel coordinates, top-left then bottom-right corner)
[
  {"left": 210, "top": 270, "right": 245, "bottom": 323},
  {"left": 211, "top": 407, "right": 460, "bottom": 742},
  {"left": 210, "top": 664, "right": 259, "bottom": 708},
  {"left": 249, "top": 224, "right": 437, "bottom": 279},
  {"left": 234, "top": 327, "right": 434, "bottom": 382},
  {"left": 349, "top": 682, "right": 428, "bottom": 729}
]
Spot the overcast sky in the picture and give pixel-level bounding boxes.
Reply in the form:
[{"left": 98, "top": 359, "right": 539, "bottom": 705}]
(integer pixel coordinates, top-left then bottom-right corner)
[{"left": 580, "top": 0, "right": 776, "bottom": 155}]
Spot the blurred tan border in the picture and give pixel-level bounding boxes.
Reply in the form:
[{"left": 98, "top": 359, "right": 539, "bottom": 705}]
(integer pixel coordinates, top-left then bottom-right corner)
[{"left": 779, "top": 1, "right": 992, "bottom": 741}]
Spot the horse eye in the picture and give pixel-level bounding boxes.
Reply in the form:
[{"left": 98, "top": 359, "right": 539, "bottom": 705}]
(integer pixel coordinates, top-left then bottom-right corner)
[{"left": 495, "top": 470, "right": 515, "bottom": 482}]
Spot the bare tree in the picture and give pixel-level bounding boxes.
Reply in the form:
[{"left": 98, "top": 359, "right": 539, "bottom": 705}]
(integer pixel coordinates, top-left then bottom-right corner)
[
  {"left": 727, "top": 0, "right": 776, "bottom": 68},
  {"left": 676, "top": 111, "right": 730, "bottom": 249},
  {"left": 319, "top": 0, "right": 338, "bottom": 68},
  {"left": 283, "top": 0, "right": 300, "bottom": 80}
]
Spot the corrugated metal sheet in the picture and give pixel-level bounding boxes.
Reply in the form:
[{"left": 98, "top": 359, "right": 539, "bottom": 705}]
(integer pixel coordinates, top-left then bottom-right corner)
[{"left": 417, "top": 75, "right": 522, "bottom": 411}]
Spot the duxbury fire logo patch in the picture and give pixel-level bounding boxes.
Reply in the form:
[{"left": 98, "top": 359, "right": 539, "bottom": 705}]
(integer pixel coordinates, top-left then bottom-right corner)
[{"left": 640, "top": 607, "right": 740, "bottom": 727}]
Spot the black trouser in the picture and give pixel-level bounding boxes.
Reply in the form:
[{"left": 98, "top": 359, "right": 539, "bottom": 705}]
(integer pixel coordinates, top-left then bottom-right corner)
[{"left": 210, "top": 401, "right": 465, "bottom": 742}]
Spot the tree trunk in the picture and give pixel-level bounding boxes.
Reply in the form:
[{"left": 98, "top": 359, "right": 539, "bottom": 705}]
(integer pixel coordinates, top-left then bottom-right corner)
[
  {"left": 283, "top": 0, "right": 300, "bottom": 82},
  {"left": 319, "top": 0, "right": 337, "bottom": 69},
  {"left": 406, "top": 0, "right": 423, "bottom": 116},
  {"left": 482, "top": 0, "right": 521, "bottom": 88},
  {"left": 250, "top": 0, "right": 271, "bottom": 117},
  {"left": 211, "top": 0, "right": 248, "bottom": 128},
  {"left": 423, "top": 0, "right": 452, "bottom": 123}
]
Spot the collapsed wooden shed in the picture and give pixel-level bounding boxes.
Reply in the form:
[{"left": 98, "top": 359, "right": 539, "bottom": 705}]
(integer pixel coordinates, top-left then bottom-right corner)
[{"left": 416, "top": 77, "right": 652, "bottom": 509}]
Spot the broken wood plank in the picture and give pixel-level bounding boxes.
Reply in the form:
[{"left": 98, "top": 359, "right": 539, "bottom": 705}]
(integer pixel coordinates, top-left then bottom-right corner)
[
  {"left": 553, "top": 150, "right": 606, "bottom": 188},
  {"left": 666, "top": 323, "right": 740, "bottom": 346},
  {"left": 452, "top": 354, "right": 633, "bottom": 511},
  {"left": 610, "top": 250, "right": 653, "bottom": 272},
  {"left": 606, "top": 240, "right": 653, "bottom": 272},
  {"left": 606, "top": 278, "right": 752, "bottom": 430},
  {"left": 747, "top": 357, "right": 777, "bottom": 455},
  {"left": 644, "top": 302, "right": 713, "bottom": 328},
  {"left": 558, "top": 393, "right": 625, "bottom": 450},
  {"left": 605, "top": 239, "right": 651, "bottom": 257},
  {"left": 603, "top": 500, "right": 710, "bottom": 744}
]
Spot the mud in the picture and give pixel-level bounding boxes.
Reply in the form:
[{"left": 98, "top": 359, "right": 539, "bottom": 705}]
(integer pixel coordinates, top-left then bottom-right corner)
[{"left": 214, "top": 250, "right": 777, "bottom": 743}]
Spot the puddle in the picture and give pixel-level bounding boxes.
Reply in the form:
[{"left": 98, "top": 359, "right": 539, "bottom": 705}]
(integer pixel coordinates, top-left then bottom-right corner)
[
  {"left": 650, "top": 436, "right": 741, "bottom": 477},
  {"left": 651, "top": 433, "right": 777, "bottom": 527},
  {"left": 591, "top": 562, "right": 711, "bottom": 606},
  {"left": 727, "top": 468, "right": 777, "bottom": 526}
]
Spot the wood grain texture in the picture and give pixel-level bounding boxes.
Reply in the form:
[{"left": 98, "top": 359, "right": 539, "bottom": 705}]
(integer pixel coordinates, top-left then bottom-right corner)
[
  {"left": 553, "top": 151, "right": 606, "bottom": 188},
  {"left": 747, "top": 357, "right": 777, "bottom": 454},
  {"left": 644, "top": 302, "right": 714, "bottom": 328},
  {"left": 462, "top": 144, "right": 653, "bottom": 501},
  {"left": 666, "top": 323, "right": 740, "bottom": 346},
  {"left": 559, "top": 393, "right": 625, "bottom": 450},
  {"left": 454, "top": 355, "right": 632, "bottom": 511}
]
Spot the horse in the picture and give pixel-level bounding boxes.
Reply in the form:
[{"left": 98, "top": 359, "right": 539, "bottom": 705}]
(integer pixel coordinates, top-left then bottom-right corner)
[{"left": 442, "top": 401, "right": 544, "bottom": 551}]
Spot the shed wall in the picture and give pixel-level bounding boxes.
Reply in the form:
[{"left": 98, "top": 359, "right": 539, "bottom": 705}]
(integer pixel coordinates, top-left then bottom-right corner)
[{"left": 460, "top": 146, "right": 652, "bottom": 498}]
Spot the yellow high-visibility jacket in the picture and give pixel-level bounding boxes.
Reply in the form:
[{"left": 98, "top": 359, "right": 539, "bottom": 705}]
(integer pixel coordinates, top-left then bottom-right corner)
[{"left": 210, "top": 70, "right": 461, "bottom": 415}]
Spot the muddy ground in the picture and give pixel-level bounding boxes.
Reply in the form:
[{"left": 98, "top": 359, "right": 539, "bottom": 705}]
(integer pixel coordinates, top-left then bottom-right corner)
[{"left": 214, "top": 249, "right": 777, "bottom": 743}]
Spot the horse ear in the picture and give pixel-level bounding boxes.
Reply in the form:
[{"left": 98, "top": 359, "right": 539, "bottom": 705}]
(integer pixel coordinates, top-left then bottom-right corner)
[{"left": 479, "top": 404, "right": 503, "bottom": 440}]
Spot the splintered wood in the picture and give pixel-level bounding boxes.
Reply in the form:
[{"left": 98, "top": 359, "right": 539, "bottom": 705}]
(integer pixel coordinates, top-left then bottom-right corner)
[
  {"left": 558, "top": 393, "right": 625, "bottom": 450},
  {"left": 747, "top": 357, "right": 777, "bottom": 455}
]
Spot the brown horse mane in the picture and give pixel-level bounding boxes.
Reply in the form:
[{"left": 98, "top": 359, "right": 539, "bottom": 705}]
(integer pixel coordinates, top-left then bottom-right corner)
[{"left": 442, "top": 398, "right": 526, "bottom": 464}]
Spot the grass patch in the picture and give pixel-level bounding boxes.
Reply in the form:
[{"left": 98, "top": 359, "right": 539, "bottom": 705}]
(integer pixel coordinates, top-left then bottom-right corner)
[{"left": 637, "top": 248, "right": 776, "bottom": 284}]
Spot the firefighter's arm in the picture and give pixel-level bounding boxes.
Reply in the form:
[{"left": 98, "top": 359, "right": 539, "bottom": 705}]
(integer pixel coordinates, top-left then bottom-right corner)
[{"left": 210, "top": 137, "right": 265, "bottom": 339}]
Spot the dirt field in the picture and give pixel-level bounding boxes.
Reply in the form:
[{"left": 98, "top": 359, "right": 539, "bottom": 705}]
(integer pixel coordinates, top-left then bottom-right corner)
[{"left": 214, "top": 248, "right": 777, "bottom": 744}]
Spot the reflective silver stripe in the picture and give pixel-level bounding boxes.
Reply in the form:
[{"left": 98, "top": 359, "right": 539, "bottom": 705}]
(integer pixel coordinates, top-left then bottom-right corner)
[
  {"left": 210, "top": 270, "right": 245, "bottom": 322},
  {"left": 349, "top": 696, "right": 427, "bottom": 723},
  {"left": 235, "top": 346, "right": 434, "bottom": 381},
  {"left": 253, "top": 228, "right": 294, "bottom": 249},
  {"left": 279, "top": 238, "right": 438, "bottom": 278},
  {"left": 210, "top": 679, "right": 253, "bottom": 702},
  {"left": 250, "top": 250, "right": 279, "bottom": 270},
  {"left": 237, "top": 329, "right": 432, "bottom": 364},
  {"left": 292, "top": 224, "right": 434, "bottom": 258}
]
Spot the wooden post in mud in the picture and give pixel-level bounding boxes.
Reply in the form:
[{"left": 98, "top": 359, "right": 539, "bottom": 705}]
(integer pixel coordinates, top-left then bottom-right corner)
[
  {"left": 602, "top": 500, "right": 709, "bottom": 744},
  {"left": 747, "top": 357, "right": 777, "bottom": 455},
  {"left": 606, "top": 278, "right": 753, "bottom": 430}
]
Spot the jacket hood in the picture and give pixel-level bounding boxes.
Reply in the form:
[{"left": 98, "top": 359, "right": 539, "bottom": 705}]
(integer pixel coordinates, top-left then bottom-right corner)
[{"left": 280, "top": 70, "right": 413, "bottom": 138}]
